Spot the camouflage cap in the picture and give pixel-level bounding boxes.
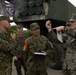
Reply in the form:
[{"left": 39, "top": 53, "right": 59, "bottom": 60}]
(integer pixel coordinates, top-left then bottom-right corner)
[
  {"left": 0, "top": 16, "right": 10, "bottom": 21},
  {"left": 30, "top": 22, "right": 40, "bottom": 30},
  {"left": 16, "top": 23, "right": 24, "bottom": 27},
  {"left": 68, "top": 14, "right": 76, "bottom": 22}
]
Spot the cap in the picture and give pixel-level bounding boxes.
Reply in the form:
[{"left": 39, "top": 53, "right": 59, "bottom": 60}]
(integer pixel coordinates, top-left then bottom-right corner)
[
  {"left": 68, "top": 14, "right": 76, "bottom": 22},
  {"left": 16, "top": 23, "right": 23, "bottom": 27},
  {"left": 30, "top": 22, "right": 40, "bottom": 30},
  {"left": 0, "top": 16, "right": 10, "bottom": 21}
]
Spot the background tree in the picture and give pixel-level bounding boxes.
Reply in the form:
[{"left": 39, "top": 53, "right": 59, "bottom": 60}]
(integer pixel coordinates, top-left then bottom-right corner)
[
  {"left": 8, "top": 25, "right": 32, "bottom": 37},
  {"left": 7, "top": 25, "right": 17, "bottom": 33},
  {"left": 24, "top": 29, "right": 32, "bottom": 37}
]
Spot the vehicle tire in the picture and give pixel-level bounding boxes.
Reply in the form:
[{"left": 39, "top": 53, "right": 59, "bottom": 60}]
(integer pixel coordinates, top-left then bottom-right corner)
[{"left": 46, "top": 43, "right": 63, "bottom": 70}]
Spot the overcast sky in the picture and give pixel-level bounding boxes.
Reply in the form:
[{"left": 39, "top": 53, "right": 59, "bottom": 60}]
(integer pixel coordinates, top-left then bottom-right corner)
[{"left": 68, "top": 0, "right": 76, "bottom": 7}]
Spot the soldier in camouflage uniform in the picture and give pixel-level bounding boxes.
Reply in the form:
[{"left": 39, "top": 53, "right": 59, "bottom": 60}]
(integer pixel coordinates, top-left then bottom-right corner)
[
  {"left": 0, "top": 16, "right": 16, "bottom": 75},
  {"left": 45, "top": 14, "right": 76, "bottom": 75},
  {"left": 45, "top": 20, "right": 65, "bottom": 62},
  {"left": 45, "top": 20, "right": 64, "bottom": 69},
  {"left": 13, "top": 23, "right": 27, "bottom": 75},
  {"left": 23, "top": 22, "right": 53, "bottom": 75}
]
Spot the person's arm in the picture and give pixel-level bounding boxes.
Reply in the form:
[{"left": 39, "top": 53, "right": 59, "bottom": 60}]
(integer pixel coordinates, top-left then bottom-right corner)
[
  {"left": 0, "top": 38, "right": 16, "bottom": 52},
  {"left": 0, "top": 32, "right": 17, "bottom": 52},
  {"left": 45, "top": 38, "right": 53, "bottom": 56},
  {"left": 45, "top": 20, "right": 62, "bottom": 43},
  {"left": 47, "top": 30, "right": 62, "bottom": 43},
  {"left": 53, "top": 21, "right": 76, "bottom": 38}
]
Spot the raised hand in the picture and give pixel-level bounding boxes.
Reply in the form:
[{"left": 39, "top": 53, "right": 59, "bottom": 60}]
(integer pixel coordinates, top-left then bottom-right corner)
[{"left": 45, "top": 20, "right": 52, "bottom": 32}]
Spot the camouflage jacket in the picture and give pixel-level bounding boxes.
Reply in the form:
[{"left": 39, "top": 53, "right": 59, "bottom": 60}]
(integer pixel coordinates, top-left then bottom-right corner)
[
  {"left": 47, "top": 26, "right": 76, "bottom": 70},
  {"left": 0, "top": 29, "right": 16, "bottom": 73},
  {"left": 15, "top": 32, "right": 27, "bottom": 58},
  {"left": 47, "top": 30, "right": 66, "bottom": 62},
  {"left": 63, "top": 26, "right": 76, "bottom": 70},
  {"left": 63, "top": 26, "right": 76, "bottom": 49},
  {"left": 47, "top": 27, "right": 76, "bottom": 50},
  {"left": 47, "top": 30, "right": 62, "bottom": 43},
  {"left": 26, "top": 35, "right": 53, "bottom": 70}
]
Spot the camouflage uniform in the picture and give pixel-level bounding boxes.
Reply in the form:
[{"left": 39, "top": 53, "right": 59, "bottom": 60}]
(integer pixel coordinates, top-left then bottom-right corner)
[
  {"left": 47, "top": 26, "right": 76, "bottom": 75},
  {"left": 62, "top": 14, "right": 76, "bottom": 75},
  {"left": 47, "top": 30, "right": 65, "bottom": 68},
  {"left": 62, "top": 26, "right": 76, "bottom": 75},
  {"left": 46, "top": 14, "right": 76, "bottom": 75},
  {"left": 14, "top": 31, "right": 27, "bottom": 75},
  {"left": 24, "top": 23, "right": 53, "bottom": 75},
  {"left": 0, "top": 29, "right": 16, "bottom": 75}
]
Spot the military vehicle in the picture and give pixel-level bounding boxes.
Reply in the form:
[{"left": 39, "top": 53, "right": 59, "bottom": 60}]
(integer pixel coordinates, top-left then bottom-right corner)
[{"left": 0, "top": 0, "right": 76, "bottom": 70}]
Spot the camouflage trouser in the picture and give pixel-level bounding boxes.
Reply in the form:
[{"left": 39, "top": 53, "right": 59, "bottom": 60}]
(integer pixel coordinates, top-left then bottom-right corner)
[
  {"left": 14, "top": 58, "right": 26, "bottom": 75},
  {"left": 0, "top": 63, "right": 12, "bottom": 75},
  {"left": 0, "top": 71, "right": 11, "bottom": 75}
]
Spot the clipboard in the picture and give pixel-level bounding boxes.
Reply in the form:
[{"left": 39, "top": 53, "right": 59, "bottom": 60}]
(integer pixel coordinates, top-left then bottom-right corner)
[{"left": 33, "top": 52, "right": 46, "bottom": 55}]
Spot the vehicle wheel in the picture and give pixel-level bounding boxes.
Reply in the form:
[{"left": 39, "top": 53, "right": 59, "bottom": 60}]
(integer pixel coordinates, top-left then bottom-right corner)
[{"left": 46, "top": 43, "right": 63, "bottom": 70}]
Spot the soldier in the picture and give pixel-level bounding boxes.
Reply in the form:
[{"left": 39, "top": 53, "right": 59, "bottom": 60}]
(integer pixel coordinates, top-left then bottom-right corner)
[
  {"left": 13, "top": 23, "right": 27, "bottom": 75},
  {"left": 45, "top": 14, "right": 76, "bottom": 75},
  {"left": 0, "top": 16, "right": 16, "bottom": 75},
  {"left": 45, "top": 20, "right": 64, "bottom": 68},
  {"left": 23, "top": 22, "right": 53, "bottom": 75}
]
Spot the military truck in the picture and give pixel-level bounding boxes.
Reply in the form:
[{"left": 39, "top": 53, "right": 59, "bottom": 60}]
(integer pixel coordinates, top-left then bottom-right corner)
[{"left": 0, "top": 0, "right": 76, "bottom": 70}]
